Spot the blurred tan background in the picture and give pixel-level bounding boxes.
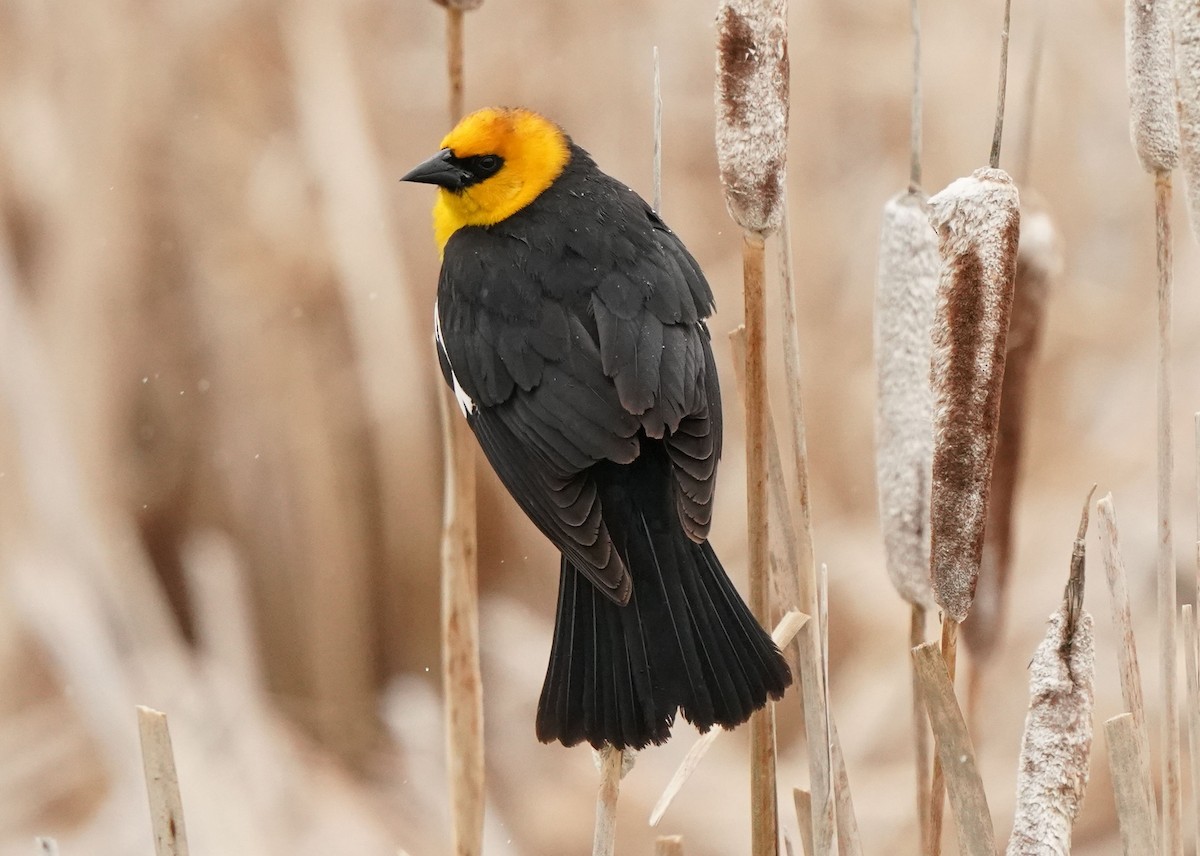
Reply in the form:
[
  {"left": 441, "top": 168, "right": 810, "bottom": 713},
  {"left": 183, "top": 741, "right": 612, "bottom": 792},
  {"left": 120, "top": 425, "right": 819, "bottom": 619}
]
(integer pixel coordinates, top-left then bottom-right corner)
[{"left": 1, "top": 0, "right": 1199, "bottom": 853}]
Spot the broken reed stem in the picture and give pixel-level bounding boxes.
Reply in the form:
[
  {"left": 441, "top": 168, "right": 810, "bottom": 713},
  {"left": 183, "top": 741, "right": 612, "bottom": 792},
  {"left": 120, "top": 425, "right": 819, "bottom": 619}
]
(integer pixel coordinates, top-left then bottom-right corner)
[
  {"left": 655, "top": 835, "right": 685, "bottom": 856},
  {"left": 990, "top": 0, "right": 1013, "bottom": 168},
  {"left": 1106, "top": 713, "right": 1158, "bottom": 856},
  {"left": 1182, "top": 605, "right": 1200, "bottom": 855},
  {"left": 1098, "top": 494, "right": 1159, "bottom": 848},
  {"left": 794, "top": 789, "right": 815, "bottom": 856},
  {"left": 928, "top": 617, "right": 958, "bottom": 856},
  {"left": 441, "top": 10, "right": 484, "bottom": 856},
  {"left": 593, "top": 746, "right": 624, "bottom": 856},
  {"left": 741, "top": 231, "right": 779, "bottom": 856},
  {"left": 136, "top": 706, "right": 190, "bottom": 856},
  {"left": 912, "top": 642, "right": 996, "bottom": 856},
  {"left": 1155, "top": 168, "right": 1180, "bottom": 856},
  {"left": 911, "top": 605, "right": 932, "bottom": 856}
]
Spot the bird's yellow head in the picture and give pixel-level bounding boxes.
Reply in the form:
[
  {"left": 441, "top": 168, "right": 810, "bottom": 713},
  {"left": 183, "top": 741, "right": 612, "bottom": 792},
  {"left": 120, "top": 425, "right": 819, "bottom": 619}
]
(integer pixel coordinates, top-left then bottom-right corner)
[{"left": 402, "top": 107, "right": 571, "bottom": 254}]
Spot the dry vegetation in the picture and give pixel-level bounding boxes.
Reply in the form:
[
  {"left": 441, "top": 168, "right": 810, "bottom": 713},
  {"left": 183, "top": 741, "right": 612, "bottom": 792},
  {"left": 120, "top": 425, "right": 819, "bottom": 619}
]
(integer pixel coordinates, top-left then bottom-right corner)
[{"left": 2, "top": 0, "right": 1200, "bottom": 854}]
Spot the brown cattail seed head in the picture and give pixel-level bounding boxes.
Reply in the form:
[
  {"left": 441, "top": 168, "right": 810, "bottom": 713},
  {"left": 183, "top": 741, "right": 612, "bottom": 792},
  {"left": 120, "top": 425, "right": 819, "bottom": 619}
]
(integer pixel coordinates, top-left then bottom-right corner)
[
  {"left": 874, "top": 189, "right": 939, "bottom": 610},
  {"left": 927, "top": 167, "right": 1020, "bottom": 623},
  {"left": 1175, "top": 1, "right": 1200, "bottom": 240},
  {"left": 715, "top": 0, "right": 789, "bottom": 235},
  {"left": 1126, "top": 0, "right": 1180, "bottom": 172}
]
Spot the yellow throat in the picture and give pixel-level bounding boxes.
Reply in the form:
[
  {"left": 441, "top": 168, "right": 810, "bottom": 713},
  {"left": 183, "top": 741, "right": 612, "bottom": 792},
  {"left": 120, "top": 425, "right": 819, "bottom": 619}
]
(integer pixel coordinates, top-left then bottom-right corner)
[{"left": 432, "top": 107, "right": 571, "bottom": 254}]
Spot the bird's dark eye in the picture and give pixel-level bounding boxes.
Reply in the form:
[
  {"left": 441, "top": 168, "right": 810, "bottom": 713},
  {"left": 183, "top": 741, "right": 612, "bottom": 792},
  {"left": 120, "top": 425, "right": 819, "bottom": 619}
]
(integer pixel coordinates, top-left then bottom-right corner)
[{"left": 476, "top": 155, "right": 501, "bottom": 175}]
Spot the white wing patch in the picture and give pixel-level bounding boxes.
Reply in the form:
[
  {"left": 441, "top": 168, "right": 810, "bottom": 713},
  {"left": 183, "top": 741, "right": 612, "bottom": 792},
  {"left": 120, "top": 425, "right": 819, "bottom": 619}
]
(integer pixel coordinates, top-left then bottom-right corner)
[{"left": 434, "top": 303, "right": 476, "bottom": 417}]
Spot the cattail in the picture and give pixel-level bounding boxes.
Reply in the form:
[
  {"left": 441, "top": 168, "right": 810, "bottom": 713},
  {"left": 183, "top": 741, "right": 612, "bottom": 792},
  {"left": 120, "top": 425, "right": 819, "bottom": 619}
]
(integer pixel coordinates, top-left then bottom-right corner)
[
  {"left": 714, "top": 3, "right": 790, "bottom": 854},
  {"left": 875, "top": 189, "right": 939, "bottom": 611},
  {"left": 964, "top": 197, "right": 1060, "bottom": 660},
  {"left": 1127, "top": 0, "right": 1179, "bottom": 174},
  {"left": 1174, "top": 1, "right": 1200, "bottom": 242},
  {"left": 715, "top": 0, "right": 789, "bottom": 236},
  {"left": 1006, "top": 491, "right": 1096, "bottom": 855},
  {"left": 927, "top": 167, "right": 1020, "bottom": 624}
]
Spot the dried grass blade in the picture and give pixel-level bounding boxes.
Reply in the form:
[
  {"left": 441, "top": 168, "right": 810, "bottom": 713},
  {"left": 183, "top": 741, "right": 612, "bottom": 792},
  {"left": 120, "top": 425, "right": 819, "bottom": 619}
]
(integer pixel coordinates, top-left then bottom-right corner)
[
  {"left": 912, "top": 642, "right": 996, "bottom": 856},
  {"left": 1005, "top": 489, "right": 1096, "bottom": 855},
  {"left": 1097, "top": 493, "right": 1159, "bottom": 848},
  {"left": 136, "top": 706, "right": 190, "bottom": 856},
  {"left": 1106, "top": 713, "right": 1158, "bottom": 856}
]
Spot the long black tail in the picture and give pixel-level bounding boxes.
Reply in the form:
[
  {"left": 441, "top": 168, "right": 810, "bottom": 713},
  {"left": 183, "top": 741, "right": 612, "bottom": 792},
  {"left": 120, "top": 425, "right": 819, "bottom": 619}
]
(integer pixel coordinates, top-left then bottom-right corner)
[{"left": 535, "top": 448, "right": 792, "bottom": 750}]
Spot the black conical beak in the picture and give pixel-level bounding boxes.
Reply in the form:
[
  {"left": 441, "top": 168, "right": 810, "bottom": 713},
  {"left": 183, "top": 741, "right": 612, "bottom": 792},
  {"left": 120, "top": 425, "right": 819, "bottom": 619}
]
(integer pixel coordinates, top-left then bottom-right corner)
[{"left": 401, "top": 148, "right": 466, "bottom": 190}]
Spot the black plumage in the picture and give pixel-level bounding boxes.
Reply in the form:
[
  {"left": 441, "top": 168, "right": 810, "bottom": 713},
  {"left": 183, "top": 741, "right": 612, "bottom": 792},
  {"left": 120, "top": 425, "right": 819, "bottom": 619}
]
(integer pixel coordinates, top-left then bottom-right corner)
[{"left": 433, "top": 141, "right": 791, "bottom": 750}]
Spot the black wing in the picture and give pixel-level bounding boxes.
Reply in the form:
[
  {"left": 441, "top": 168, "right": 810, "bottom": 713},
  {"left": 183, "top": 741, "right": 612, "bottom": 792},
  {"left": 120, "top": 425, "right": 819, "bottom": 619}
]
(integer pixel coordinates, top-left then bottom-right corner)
[{"left": 435, "top": 150, "right": 723, "bottom": 602}]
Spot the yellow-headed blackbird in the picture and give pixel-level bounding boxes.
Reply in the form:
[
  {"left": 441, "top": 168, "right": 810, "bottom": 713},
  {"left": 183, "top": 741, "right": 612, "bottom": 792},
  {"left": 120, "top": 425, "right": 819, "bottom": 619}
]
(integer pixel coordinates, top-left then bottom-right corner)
[{"left": 403, "top": 107, "right": 791, "bottom": 750}]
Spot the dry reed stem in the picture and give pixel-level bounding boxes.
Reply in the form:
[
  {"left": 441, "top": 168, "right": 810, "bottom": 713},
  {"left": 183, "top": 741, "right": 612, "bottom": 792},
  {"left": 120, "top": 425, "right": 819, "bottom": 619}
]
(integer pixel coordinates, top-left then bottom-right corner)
[
  {"left": 653, "top": 46, "right": 663, "bottom": 214},
  {"left": 912, "top": 642, "right": 996, "bottom": 856},
  {"left": 136, "top": 706, "right": 190, "bottom": 856},
  {"left": 593, "top": 745, "right": 624, "bottom": 856},
  {"left": 1196, "top": 413, "right": 1200, "bottom": 597},
  {"left": 990, "top": 0, "right": 1013, "bottom": 168},
  {"left": 715, "top": 0, "right": 788, "bottom": 234},
  {"left": 1182, "top": 605, "right": 1200, "bottom": 855},
  {"left": 794, "top": 789, "right": 815, "bottom": 856},
  {"left": 911, "top": 605, "right": 932, "bottom": 856},
  {"left": 1013, "top": 0, "right": 1048, "bottom": 186},
  {"left": 1106, "top": 713, "right": 1158, "bottom": 856},
  {"left": 649, "top": 611, "right": 807, "bottom": 827},
  {"left": 1127, "top": 0, "right": 1180, "bottom": 173},
  {"left": 438, "top": 8, "right": 484, "bottom": 855},
  {"left": 909, "top": 0, "right": 922, "bottom": 189},
  {"left": 927, "top": 168, "right": 1020, "bottom": 623},
  {"left": 874, "top": 189, "right": 939, "bottom": 611},
  {"left": 738, "top": 231, "right": 780, "bottom": 856},
  {"left": 829, "top": 719, "right": 862, "bottom": 856},
  {"left": 928, "top": 617, "right": 958, "bottom": 856},
  {"left": 1005, "top": 489, "right": 1096, "bottom": 855},
  {"left": 799, "top": 618, "right": 833, "bottom": 856},
  {"left": 1155, "top": 168, "right": 1180, "bottom": 856},
  {"left": 730, "top": 327, "right": 806, "bottom": 643},
  {"left": 656, "top": 835, "right": 685, "bottom": 856},
  {"left": 1098, "top": 494, "right": 1159, "bottom": 848},
  {"left": 779, "top": 205, "right": 817, "bottom": 618}
]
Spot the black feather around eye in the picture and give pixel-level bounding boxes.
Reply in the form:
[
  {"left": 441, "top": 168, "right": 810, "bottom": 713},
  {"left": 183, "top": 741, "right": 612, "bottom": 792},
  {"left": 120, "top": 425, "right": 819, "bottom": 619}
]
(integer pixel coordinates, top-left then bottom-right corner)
[{"left": 469, "top": 154, "right": 503, "bottom": 178}]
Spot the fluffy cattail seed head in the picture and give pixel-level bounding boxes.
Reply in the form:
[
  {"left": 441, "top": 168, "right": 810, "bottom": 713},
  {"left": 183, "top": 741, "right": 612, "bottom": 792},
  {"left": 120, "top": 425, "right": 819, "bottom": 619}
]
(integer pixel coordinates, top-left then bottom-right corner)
[
  {"left": 715, "top": 0, "right": 789, "bottom": 235},
  {"left": 927, "top": 167, "right": 1020, "bottom": 623},
  {"left": 1126, "top": 0, "right": 1179, "bottom": 172},
  {"left": 874, "top": 189, "right": 939, "bottom": 610}
]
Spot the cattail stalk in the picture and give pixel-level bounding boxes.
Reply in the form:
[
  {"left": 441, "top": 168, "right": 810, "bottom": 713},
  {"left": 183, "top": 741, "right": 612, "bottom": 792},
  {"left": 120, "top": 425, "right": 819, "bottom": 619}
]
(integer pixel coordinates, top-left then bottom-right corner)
[
  {"left": 137, "top": 706, "right": 190, "bottom": 856},
  {"left": 715, "top": 1, "right": 789, "bottom": 852},
  {"left": 438, "top": 4, "right": 484, "bottom": 854},
  {"left": 1005, "top": 489, "right": 1096, "bottom": 854},
  {"left": 1127, "top": 0, "right": 1181, "bottom": 842},
  {"left": 1106, "top": 713, "right": 1159, "bottom": 856},
  {"left": 1098, "top": 494, "right": 1159, "bottom": 849}
]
